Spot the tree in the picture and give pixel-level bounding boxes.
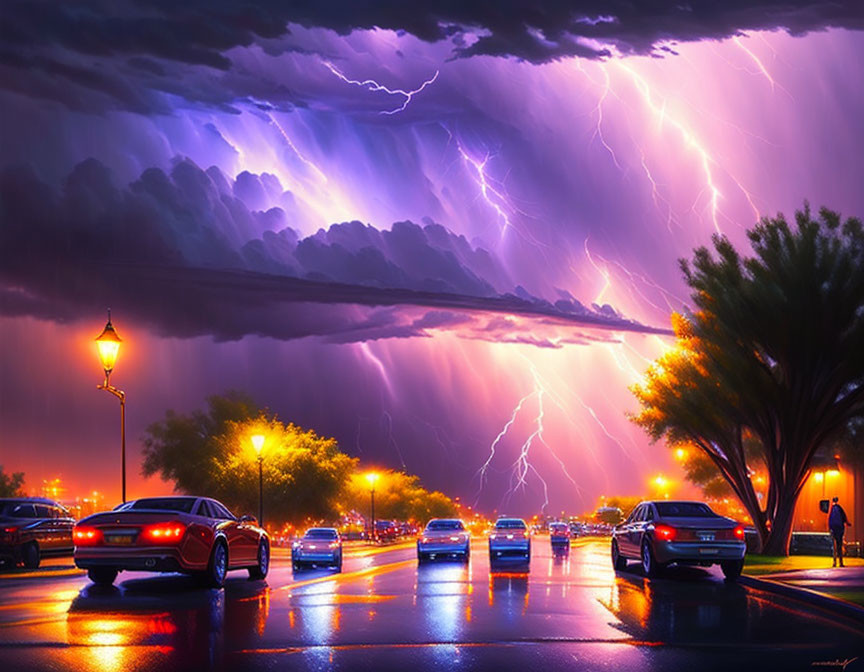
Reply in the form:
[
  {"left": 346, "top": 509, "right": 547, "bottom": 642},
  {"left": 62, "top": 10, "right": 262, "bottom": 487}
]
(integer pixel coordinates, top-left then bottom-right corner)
[
  {"left": 142, "top": 391, "right": 262, "bottom": 494},
  {"left": 340, "top": 471, "right": 456, "bottom": 523},
  {"left": 142, "top": 392, "right": 356, "bottom": 524},
  {"left": 632, "top": 205, "right": 864, "bottom": 555},
  {"left": 0, "top": 467, "right": 25, "bottom": 497},
  {"left": 211, "top": 418, "right": 357, "bottom": 524}
]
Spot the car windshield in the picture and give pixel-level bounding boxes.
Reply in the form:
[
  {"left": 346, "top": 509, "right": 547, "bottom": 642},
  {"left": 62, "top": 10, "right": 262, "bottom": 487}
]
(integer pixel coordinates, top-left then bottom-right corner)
[
  {"left": 0, "top": 501, "right": 37, "bottom": 517},
  {"left": 128, "top": 498, "right": 197, "bottom": 513},
  {"left": 304, "top": 529, "right": 337, "bottom": 540},
  {"left": 655, "top": 502, "right": 717, "bottom": 518},
  {"left": 426, "top": 520, "right": 465, "bottom": 531},
  {"left": 495, "top": 519, "right": 526, "bottom": 529}
]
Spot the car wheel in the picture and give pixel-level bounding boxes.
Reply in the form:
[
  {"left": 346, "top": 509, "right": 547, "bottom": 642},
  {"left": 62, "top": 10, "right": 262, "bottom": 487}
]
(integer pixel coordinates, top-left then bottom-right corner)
[
  {"left": 202, "top": 540, "right": 228, "bottom": 588},
  {"left": 721, "top": 559, "right": 744, "bottom": 581},
  {"left": 21, "top": 542, "right": 40, "bottom": 570},
  {"left": 641, "top": 540, "right": 661, "bottom": 578},
  {"left": 248, "top": 540, "right": 269, "bottom": 580},
  {"left": 335, "top": 554, "right": 343, "bottom": 573},
  {"left": 611, "top": 540, "right": 627, "bottom": 571},
  {"left": 87, "top": 567, "right": 118, "bottom": 586}
]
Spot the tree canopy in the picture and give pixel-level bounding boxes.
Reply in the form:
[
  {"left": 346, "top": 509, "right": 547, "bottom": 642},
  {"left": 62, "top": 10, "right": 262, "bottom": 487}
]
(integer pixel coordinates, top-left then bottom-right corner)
[
  {"left": 141, "top": 392, "right": 456, "bottom": 527},
  {"left": 632, "top": 205, "right": 864, "bottom": 555},
  {"left": 341, "top": 470, "right": 456, "bottom": 523},
  {"left": 0, "top": 467, "right": 25, "bottom": 497}
]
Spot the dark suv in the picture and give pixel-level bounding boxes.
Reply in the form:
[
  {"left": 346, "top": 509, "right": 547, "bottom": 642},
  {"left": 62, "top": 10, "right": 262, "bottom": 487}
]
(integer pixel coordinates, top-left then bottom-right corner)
[{"left": 0, "top": 498, "right": 75, "bottom": 568}]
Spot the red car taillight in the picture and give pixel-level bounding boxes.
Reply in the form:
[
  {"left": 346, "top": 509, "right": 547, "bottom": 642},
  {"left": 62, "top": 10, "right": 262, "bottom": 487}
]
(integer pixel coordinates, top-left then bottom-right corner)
[
  {"left": 73, "top": 526, "right": 102, "bottom": 545},
  {"left": 1, "top": 526, "right": 19, "bottom": 542},
  {"left": 733, "top": 525, "right": 745, "bottom": 540},
  {"left": 143, "top": 523, "right": 187, "bottom": 544},
  {"left": 654, "top": 525, "right": 677, "bottom": 541}
]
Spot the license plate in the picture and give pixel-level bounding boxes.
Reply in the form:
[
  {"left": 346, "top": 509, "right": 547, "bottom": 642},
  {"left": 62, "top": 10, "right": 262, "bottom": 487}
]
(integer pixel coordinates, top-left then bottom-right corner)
[
  {"left": 699, "top": 533, "right": 715, "bottom": 541},
  {"left": 106, "top": 535, "right": 134, "bottom": 545},
  {"left": 699, "top": 547, "right": 718, "bottom": 554}
]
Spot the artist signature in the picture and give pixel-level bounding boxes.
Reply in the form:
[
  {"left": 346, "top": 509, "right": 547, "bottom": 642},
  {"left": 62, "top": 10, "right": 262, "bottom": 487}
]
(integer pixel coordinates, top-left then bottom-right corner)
[{"left": 812, "top": 658, "right": 859, "bottom": 671}]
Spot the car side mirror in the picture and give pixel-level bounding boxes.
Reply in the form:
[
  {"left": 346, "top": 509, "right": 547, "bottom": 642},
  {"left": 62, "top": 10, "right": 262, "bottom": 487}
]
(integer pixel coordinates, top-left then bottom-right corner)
[{"left": 240, "top": 514, "right": 258, "bottom": 524}]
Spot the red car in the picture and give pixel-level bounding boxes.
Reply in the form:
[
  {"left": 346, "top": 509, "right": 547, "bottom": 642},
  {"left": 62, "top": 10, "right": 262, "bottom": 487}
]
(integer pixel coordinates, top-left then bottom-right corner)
[{"left": 73, "top": 496, "right": 269, "bottom": 587}]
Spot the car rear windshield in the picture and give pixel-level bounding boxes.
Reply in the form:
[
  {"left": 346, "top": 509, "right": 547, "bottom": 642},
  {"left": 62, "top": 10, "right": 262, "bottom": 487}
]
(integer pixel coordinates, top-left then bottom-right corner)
[
  {"left": 426, "top": 520, "right": 465, "bottom": 531},
  {"left": 655, "top": 502, "right": 716, "bottom": 517},
  {"left": 495, "top": 519, "right": 527, "bottom": 529},
  {"left": 305, "top": 529, "right": 338, "bottom": 539},
  {"left": 550, "top": 523, "right": 568, "bottom": 531},
  {"left": 128, "top": 498, "right": 197, "bottom": 513},
  {"left": 0, "top": 501, "right": 38, "bottom": 517}
]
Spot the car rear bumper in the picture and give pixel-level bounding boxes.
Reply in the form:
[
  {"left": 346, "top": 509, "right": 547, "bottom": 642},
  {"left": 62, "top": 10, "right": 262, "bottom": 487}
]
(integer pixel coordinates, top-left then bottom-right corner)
[
  {"left": 654, "top": 540, "right": 746, "bottom": 564},
  {"left": 490, "top": 542, "right": 530, "bottom": 558},
  {"left": 75, "top": 547, "right": 196, "bottom": 572},
  {"left": 418, "top": 542, "right": 470, "bottom": 555},
  {"left": 293, "top": 551, "right": 339, "bottom": 563}
]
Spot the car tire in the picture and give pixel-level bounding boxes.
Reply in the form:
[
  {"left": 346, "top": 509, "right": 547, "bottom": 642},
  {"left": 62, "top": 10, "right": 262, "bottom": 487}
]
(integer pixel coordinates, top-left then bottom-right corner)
[
  {"left": 611, "top": 540, "right": 627, "bottom": 571},
  {"left": 641, "top": 540, "right": 661, "bottom": 578},
  {"left": 335, "top": 554, "right": 343, "bottom": 573},
  {"left": 248, "top": 540, "right": 269, "bottom": 580},
  {"left": 21, "top": 542, "right": 40, "bottom": 570},
  {"left": 721, "top": 559, "right": 744, "bottom": 581},
  {"left": 202, "top": 540, "right": 228, "bottom": 588},
  {"left": 87, "top": 567, "right": 118, "bottom": 585}
]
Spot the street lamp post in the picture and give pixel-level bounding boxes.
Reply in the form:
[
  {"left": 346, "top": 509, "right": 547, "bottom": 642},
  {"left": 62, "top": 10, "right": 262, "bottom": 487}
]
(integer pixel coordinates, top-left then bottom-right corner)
[
  {"left": 251, "top": 435, "right": 265, "bottom": 527},
  {"left": 95, "top": 311, "right": 126, "bottom": 503},
  {"left": 366, "top": 472, "right": 379, "bottom": 543}
]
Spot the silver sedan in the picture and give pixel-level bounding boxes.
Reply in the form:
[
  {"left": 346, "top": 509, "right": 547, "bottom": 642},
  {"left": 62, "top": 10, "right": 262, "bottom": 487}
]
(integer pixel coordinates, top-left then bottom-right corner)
[{"left": 611, "top": 501, "right": 746, "bottom": 580}]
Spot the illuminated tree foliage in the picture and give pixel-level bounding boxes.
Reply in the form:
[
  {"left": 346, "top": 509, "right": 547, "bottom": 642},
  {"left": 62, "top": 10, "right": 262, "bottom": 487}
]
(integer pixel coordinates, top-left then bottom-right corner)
[
  {"left": 0, "top": 466, "right": 25, "bottom": 497},
  {"left": 212, "top": 418, "right": 357, "bottom": 524},
  {"left": 632, "top": 205, "right": 864, "bottom": 555},
  {"left": 142, "top": 392, "right": 355, "bottom": 523},
  {"left": 341, "top": 471, "right": 456, "bottom": 523}
]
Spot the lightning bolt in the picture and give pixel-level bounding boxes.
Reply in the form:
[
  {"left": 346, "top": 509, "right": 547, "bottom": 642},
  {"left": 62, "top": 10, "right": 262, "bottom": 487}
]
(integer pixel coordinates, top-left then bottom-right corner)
[
  {"left": 475, "top": 363, "right": 582, "bottom": 514},
  {"left": 324, "top": 61, "right": 439, "bottom": 115},
  {"left": 732, "top": 35, "right": 791, "bottom": 98}
]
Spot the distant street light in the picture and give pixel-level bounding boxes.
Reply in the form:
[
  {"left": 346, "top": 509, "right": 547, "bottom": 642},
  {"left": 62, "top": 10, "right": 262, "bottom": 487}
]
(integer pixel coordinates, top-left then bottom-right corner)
[
  {"left": 366, "top": 472, "right": 380, "bottom": 543},
  {"left": 95, "top": 311, "right": 126, "bottom": 503},
  {"left": 252, "top": 434, "right": 265, "bottom": 527}
]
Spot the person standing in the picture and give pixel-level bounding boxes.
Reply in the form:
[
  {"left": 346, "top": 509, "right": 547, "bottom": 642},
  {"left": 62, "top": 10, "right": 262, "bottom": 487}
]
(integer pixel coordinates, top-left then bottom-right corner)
[{"left": 828, "top": 496, "right": 851, "bottom": 567}]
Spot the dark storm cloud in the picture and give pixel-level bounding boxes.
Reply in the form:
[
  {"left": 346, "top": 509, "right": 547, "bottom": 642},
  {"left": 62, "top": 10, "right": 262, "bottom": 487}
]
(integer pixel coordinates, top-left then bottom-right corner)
[
  {"left": 0, "top": 158, "right": 666, "bottom": 343},
  {"left": 1, "top": 1, "right": 861, "bottom": 111}
]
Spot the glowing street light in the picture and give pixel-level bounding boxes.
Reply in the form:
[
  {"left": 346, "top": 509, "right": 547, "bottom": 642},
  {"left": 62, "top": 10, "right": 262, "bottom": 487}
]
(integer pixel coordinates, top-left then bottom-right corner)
[
  {"left": 251, "top": 434, "right": 265, "bottom": 527},
  {"left": 95, "top": 310, "right": 127, "bottom": 503},
  {"left": 366, "top": 472, "right": 380, "bottom": 543}
]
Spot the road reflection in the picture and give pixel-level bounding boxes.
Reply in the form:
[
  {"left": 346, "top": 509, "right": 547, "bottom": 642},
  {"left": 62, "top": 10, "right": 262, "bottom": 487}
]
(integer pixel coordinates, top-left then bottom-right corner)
[
  {"left": 416, "top": 562, "right": 470, "bottom": 641},
  {"left": 602, "top": 566, "right": 750, "bottom": 643},
  {"left": 67, "top": 576, "right": 269, "bottom": 670}
]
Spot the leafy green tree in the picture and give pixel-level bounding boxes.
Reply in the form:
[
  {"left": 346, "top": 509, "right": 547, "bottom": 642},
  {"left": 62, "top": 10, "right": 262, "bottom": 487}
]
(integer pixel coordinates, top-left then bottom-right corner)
[
  {"left": 632, "top": 205, "right": 864, "bottom": 555},
  {"left": 212, "top": 418, "right": 357, "bottom": 524},
  {"left": 0, "top": 467, "right": 25, "bottom": 497},
  {"left": 341, "top": 470, "right": 456, "bottom": 523},
  {"left": 142, "top": 392, "right": 356, "bottom": 524},
  {"left": 142, "top": 391, "right": 262, "bottom": 494}
]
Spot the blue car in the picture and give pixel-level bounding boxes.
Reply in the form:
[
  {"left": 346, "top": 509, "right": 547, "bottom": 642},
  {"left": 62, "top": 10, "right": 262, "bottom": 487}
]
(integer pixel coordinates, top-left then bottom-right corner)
[
  {"left": 292, "top": 527, "right": 342, "bottom": 571},
  {"left": 489, "top": 518, "right": 530, "bottom": 564}
]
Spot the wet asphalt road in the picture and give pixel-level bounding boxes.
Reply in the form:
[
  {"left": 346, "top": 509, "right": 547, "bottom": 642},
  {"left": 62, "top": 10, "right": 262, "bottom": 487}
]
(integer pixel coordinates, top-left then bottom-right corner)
[{"left": 0, "top": 538, "right": 862, "bottom": 672}]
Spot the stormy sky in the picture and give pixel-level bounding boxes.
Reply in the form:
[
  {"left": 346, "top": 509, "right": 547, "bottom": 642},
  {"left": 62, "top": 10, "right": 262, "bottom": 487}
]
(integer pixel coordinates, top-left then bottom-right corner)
[{"left": 1, "top": 1, "right": 862, "bottom": 514}]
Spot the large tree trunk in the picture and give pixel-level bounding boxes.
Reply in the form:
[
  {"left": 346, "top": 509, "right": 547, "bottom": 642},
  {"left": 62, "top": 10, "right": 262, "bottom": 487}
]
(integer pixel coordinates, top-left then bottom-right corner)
[{"left": 759, "top": 485, "right": 797, "bottom": 556}]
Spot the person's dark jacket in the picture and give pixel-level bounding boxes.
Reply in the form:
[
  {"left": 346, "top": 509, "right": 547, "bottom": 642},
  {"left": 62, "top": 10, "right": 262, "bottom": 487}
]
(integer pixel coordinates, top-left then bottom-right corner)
[{"left": 829, "top": 503, "right": 849, "bottom": 530}]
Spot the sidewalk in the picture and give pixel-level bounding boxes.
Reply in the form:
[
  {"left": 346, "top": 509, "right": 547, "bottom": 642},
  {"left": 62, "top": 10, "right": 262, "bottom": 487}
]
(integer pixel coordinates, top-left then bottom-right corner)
[{"left": 742, "top": 555, "right": 864, "bottom": 620}]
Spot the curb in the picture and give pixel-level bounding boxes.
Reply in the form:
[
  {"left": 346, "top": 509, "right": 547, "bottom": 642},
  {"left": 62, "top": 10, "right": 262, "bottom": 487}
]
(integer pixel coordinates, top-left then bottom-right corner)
[{"left": 740, "top": 574, "right": 864, "bottom": 627}]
